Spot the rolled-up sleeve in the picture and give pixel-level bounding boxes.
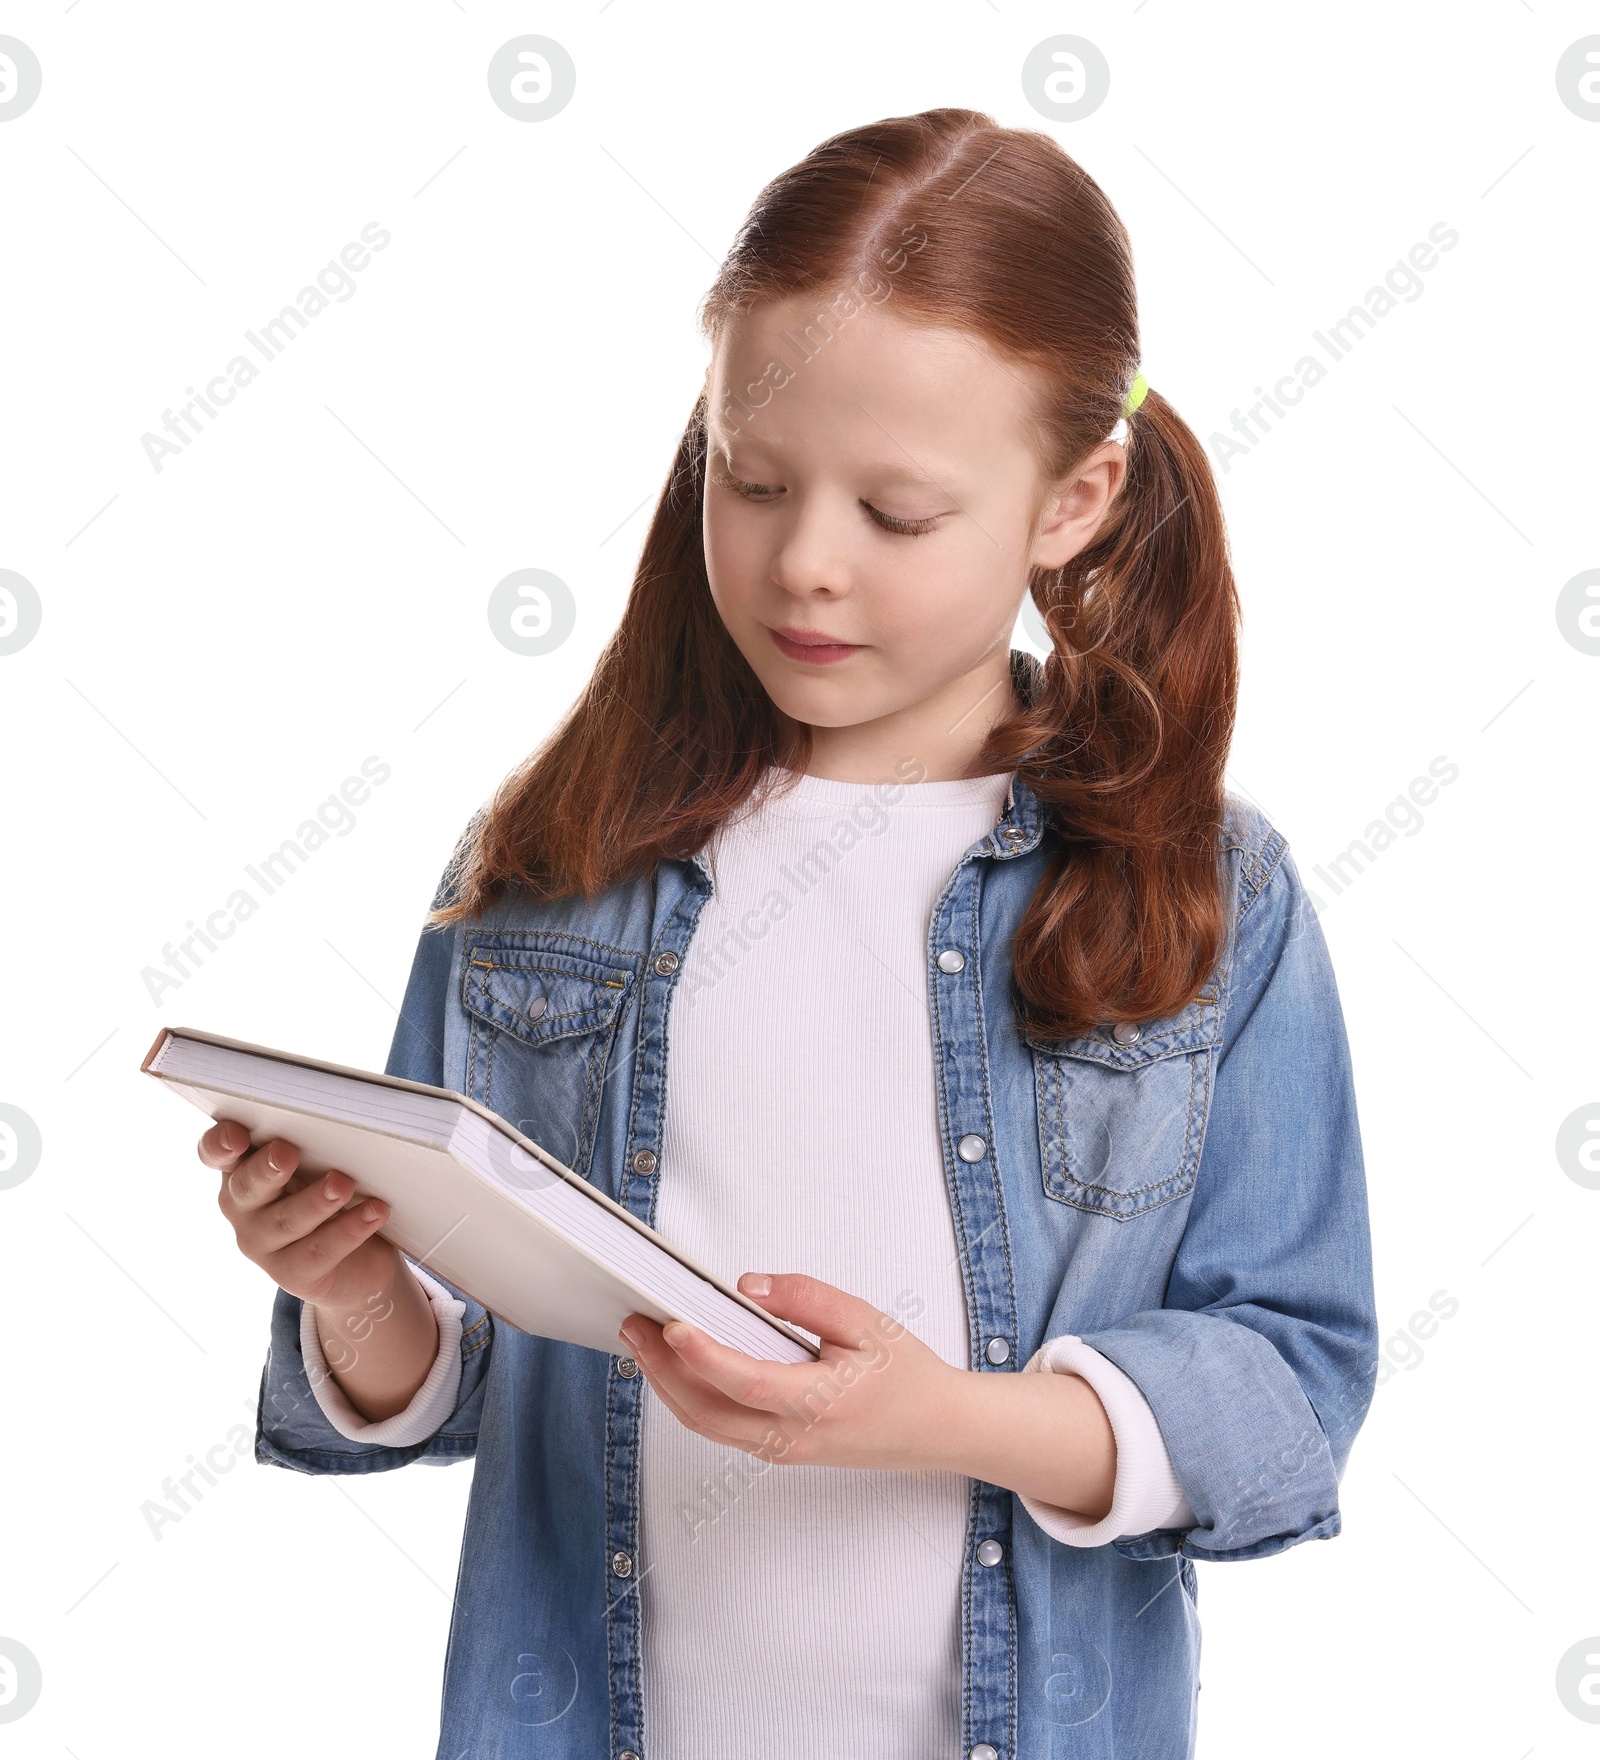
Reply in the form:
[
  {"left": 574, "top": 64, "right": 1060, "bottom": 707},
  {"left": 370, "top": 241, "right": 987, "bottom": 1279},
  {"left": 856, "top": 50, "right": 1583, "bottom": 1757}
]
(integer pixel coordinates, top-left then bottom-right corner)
[
  {"left": 256, "top": 862, "right": 499, "bottom": 1474},
  {"left": 1076, "top": 845, "right": 1378, "bottom": 1564},
  {"left": 1017, "top": 1336, "right": 1196, "bottom": 1545},
  {"left": 301, "top": 1262, "right": 468, "bottom": 1446}
]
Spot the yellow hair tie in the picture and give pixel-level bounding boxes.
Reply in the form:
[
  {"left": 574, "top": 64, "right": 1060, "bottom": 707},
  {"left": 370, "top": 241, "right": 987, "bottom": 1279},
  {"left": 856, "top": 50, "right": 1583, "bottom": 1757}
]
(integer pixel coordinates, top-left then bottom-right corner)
[{"left": 1122, "top": 371, "right": 1149, "bottom": 416}]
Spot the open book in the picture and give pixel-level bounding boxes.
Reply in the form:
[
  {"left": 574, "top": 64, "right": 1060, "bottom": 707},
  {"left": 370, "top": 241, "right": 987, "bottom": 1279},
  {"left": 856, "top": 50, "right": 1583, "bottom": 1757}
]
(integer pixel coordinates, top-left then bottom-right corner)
[{"left": 144, "top": 1025, "right": 817, "bottom": 1364}]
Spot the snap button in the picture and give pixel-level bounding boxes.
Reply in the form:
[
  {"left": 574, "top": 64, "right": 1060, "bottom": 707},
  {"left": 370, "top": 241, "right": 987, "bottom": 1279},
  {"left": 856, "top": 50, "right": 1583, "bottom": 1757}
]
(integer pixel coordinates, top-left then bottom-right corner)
[
  {"left": 956, "top": 1133, "right": 986, "bottom": 1163},
  {"left": 611, "top": 1550, "right": 633, "bottom": 1577},
  {"left": 619, "top": 1752, "right": 642, "bottom": 1760},
  {"left": 977, "top": 1538, "right": 1004, "bottom": 1567},
  {"left": 525, "top": 993, "right": 548, "bottom": 1020},
  {"left": 1112, "top": 1020, "right": 1142, "bottom": 1045},
  {"left": 617, "top": 1357, "right": 639, "bottom": 1378},
  {"left": 984, "top": 1336, "right": 1011, "bottom": 1366},
  {"left": 970, "top": 1745, "right": 1000, "bottom": 1760},
  {"left": 1001, "top": 826, "right": 1026, "bottom": 841},
  {"left": 631, "top": 1148, "right": 658, "bottom": 1176},
  {"left": 937, "top": 948, "right": 966, "bottom": 974},
  {"left": 653, "top": 951, "right": 680, "bottom": 976}
]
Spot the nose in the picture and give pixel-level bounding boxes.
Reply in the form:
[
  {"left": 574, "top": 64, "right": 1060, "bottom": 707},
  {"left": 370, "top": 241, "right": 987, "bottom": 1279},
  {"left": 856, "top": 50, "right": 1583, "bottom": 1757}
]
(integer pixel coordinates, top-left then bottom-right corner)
[{"left": 767, "top": 492, "right": 853, "bottom": 602}]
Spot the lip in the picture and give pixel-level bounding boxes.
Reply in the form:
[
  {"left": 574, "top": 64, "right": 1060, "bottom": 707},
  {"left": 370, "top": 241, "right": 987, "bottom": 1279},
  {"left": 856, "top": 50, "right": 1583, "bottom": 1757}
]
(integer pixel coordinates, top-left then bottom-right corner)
[{"left": 768, "top": 624, "right": 864, "bottom": 666}]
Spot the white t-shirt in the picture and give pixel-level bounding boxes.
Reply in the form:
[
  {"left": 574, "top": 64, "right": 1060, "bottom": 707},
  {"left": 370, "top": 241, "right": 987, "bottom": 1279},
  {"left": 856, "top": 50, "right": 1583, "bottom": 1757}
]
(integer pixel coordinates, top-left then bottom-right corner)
[{"left": 303, "top": 766, "right": 1194, "bottom": 1756}]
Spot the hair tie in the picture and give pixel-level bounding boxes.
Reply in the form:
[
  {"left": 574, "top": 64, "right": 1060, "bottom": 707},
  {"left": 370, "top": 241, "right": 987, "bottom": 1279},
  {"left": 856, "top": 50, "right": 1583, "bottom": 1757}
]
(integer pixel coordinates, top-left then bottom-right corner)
[{"left": 1106, "top": 369, "right": 1148, "bottom": 445}]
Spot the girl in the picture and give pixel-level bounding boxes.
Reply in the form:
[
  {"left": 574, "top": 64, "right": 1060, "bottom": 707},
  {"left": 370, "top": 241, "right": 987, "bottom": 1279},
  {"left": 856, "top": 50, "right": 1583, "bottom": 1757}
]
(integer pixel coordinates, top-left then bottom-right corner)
[{"left": 199, "top": 108, "right": 1377, "bottom": 1759}]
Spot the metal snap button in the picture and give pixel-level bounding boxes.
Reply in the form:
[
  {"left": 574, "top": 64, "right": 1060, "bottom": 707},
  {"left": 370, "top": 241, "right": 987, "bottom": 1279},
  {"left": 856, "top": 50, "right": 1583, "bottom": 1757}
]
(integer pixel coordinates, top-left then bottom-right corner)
[
  {"left": 1112, "top": 1020, "right": 1142, "bottom": 1045},
  {"left": 611, "top": 1550, "right": 633, "bottom": 1577},
  {"left": 937, "top": 948, "right": 966, "bottom": 974},
  {"left": 619, "top": 1752, "right": 642, "bottom": 1760},
  {"left": 617, "top": 1357, "right": 639, "bottom": 1378},
  {"left": 526, "top": 993, "right": 548, "bottom": 1020},
  {"left": 970, "top": 1745, "right": 1000, "bottom": 1760},
  {"left": 977, "top": 1538, "right": 1004, "bottom": 1567},
  {"left": 653, "top": 951, "right": 680, "bottom": 976},
  {"left": 631, "top": 1148, "right": 658, "bottom": 1176},
  {"left": 984, "top": 1337, "right": 1011, "bottom": 1366},
  {"left": 957, "top": 1133, "right": 986, "bottom": 1163},
  {"left": 1001, "top": 826, "right": 1026, "bottom": 841}
]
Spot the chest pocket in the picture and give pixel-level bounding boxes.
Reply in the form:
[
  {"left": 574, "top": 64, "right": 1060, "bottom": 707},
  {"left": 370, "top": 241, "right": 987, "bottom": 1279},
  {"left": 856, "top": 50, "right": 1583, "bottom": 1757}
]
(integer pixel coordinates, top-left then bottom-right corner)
[
  {"left": 460, "top": 932, "right": 640, "bottom": 1181},
  {"left": 1025, "top": 993, "right": 1223, "bottom": 1221}
]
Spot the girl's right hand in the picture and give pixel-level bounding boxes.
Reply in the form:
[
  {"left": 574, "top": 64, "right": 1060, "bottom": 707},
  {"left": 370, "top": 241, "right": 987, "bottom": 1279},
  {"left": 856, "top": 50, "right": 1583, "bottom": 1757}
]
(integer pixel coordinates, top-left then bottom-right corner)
[{"left": 197, "top": 1118, "right": 400, "bottom": 1315}]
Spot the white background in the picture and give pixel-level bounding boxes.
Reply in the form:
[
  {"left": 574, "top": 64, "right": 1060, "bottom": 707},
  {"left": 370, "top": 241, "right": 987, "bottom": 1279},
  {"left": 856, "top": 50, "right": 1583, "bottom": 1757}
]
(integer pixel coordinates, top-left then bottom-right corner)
[{"left": 2, "top": 2, "right": 1597, "bottom": 1755}]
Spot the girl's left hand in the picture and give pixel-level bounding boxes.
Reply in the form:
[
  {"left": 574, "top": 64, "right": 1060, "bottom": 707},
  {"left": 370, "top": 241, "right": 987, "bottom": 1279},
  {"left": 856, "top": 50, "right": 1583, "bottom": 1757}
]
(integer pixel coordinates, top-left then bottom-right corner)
[{"left": 618, "top": 1272, "right": 964, "bottom": 1473}]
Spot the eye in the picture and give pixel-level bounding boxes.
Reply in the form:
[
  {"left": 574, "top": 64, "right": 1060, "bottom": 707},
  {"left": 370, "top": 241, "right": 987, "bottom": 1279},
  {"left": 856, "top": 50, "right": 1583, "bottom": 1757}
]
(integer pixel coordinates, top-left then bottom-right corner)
[
  {"left": 862, "top": 502, "right": 945, "bottom": 538},
  {"left": 712, "top": 467, "right": 782, "bottom": 502}
]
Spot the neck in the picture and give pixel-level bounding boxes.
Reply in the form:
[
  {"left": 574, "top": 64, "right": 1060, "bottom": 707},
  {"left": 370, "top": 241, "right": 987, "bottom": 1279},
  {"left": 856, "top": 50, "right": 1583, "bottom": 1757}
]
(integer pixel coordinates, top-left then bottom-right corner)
[{"left": 797, "top": 648, "right": 1019, "bottom": 783}]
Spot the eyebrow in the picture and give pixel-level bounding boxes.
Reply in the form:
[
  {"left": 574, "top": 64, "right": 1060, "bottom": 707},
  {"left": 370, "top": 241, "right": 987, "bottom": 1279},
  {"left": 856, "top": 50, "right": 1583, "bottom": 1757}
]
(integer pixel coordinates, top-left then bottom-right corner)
[{"left": 708, "top": 428, "right": 962, "bottom": 492}]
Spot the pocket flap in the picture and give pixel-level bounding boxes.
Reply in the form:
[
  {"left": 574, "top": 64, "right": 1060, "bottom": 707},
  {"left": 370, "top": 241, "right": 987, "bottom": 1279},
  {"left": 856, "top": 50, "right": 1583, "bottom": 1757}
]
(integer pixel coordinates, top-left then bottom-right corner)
[
  {"left": 1024, "top": 990, "right": 1222, "bottom": 1069},
  {"left": 461, "top": 933, "right": 638, "bottom": 1047}
]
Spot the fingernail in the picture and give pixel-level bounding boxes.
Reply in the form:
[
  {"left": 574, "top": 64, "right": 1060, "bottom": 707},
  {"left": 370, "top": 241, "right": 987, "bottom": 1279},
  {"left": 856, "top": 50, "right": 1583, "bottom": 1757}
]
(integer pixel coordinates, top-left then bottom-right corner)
[
  {"left": 360, "top": 1201, "right": 380, "bottom": 1222},
  {"left": 740, "top": 1273, "right": 772, "bottom": 1297},
  {"left": 618, "top": 1322, "right": 639, "bottom": 1349},
  {"left": 267, "top": 1142, "right": 293, "bottom": 1174},
  {"left": 663, "top": 1320, "right": 694, "bottom": 1348},
  {"left": 322, "top": 1173, "right": 342, "bottom": 1199}
]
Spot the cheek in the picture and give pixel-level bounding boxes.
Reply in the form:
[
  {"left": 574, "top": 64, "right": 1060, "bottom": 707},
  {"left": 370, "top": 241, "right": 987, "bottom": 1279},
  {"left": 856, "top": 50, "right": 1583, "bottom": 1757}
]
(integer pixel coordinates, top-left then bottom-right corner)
[
  {"left": 703, "top": 502, "right": 766, "bottom": 616},
  {"left": 872, "top": 558, "right": 1014, "bottom": 650}
]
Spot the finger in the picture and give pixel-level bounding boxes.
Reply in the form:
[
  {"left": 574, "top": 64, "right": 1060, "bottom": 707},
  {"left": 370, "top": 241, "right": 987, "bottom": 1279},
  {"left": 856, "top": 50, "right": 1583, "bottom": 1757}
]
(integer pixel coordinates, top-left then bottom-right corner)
[
  {"left": 258, "top": 1195, "right": 390, "bottom": 1288},
  {"left": 736, "top": 1271, "right": 890, "bottom": 1350},
  {"left": 623, "top": 1323, "right": 760, "bottom": 1429},
  {"left": 197, "top": 1118, "right": 252, "bottom": 1172},
  {"left": 235, "top": 1167, "right": 378, "bottom": 1257},
  {"left": 653, "top": 1319, "right": 798, "bottom": 1415},
  {"left": 218, "top": 1137, "right": 306, "bottom": 1215},
  {"left": 623, "top": 1318, "right": 771, "bottom": 1447}
]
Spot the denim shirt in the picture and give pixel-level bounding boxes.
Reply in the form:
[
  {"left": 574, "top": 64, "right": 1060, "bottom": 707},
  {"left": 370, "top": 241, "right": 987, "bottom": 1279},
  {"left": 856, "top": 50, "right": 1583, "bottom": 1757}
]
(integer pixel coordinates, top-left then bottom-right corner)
[{"left": 257, "top": 657, "right": 1378, "bottom": 1760}]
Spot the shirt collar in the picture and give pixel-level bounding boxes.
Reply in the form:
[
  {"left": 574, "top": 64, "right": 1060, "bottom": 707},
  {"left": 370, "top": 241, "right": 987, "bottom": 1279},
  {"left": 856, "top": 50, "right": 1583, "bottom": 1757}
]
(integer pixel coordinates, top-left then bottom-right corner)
[{"left": 986, "top": 646, "right": 1048, "bottom": 859}]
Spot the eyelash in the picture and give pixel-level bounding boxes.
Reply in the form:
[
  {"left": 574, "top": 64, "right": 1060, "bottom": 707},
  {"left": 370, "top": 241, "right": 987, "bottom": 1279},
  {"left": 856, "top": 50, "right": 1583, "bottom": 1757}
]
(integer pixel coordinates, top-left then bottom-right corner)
[{"left": 712, "top": 470, "right": 944, "bottom": 538}]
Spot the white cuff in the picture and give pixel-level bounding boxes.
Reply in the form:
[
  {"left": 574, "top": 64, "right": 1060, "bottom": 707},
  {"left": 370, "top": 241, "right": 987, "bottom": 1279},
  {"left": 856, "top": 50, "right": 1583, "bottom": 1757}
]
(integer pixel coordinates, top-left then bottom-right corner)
[
  {"left": 1015, "top": 1335, "right": 1196, "bottom": 1547},
  {"left": 301, "top": 1262, "right": 465, "bottom": 1446}
]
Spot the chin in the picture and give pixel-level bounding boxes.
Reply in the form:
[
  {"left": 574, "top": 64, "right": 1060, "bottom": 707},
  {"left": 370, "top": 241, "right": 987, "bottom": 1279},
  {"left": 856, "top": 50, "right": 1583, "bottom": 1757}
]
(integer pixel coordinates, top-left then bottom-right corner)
[
  {"left": 773, "top": 680, "right": 902, "bottom": 733},
  {"left": 761, "top": 684, "right": 860, "bottom": 729}
]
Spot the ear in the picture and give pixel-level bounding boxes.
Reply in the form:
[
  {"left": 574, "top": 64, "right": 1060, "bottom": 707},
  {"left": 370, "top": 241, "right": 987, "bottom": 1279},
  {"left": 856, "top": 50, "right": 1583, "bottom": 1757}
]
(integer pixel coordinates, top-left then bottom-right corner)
[{"left": 1031, "top": 443, "right": 1128, "bottom": 572}]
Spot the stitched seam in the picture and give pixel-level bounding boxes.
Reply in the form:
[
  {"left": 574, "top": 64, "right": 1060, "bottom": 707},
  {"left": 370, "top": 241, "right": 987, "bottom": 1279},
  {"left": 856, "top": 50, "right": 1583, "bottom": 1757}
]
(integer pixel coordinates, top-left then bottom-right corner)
[
  {"left": 928, "top": 875, "right": 978, "bottom": 1370},
  {"left": 266, "top": 1436, "right": 477, "bottom": 1464},
  {"left": 468, "top": 931, "right": 641, "bottom": 963},
  {"left": 968, "top": 873, "right": 1019, "bottom": 1353},
  {"left": 1063, "top": 1165, "right": 1191, "bottom": 1200},
  {"left": 1029, "top": 1033, "right": 1214, "bottom": 1067},
  {"left": 622, "top": 898, "right": 702, "bottom": 1171},
  {"left": 1048, "top": 1184, "right": 1193, "bottom": 1220},
  {"left": 605, "top": 1347, "right": 619, "bottom": 1760},
  {"left": 488, "top": 1001, "right": 620, "bottom": 1035},
  {"left": 470, "top": 961, "right": 630, "bottom": 994},
  {"left": 1236, "top": 829, "right": 1289, "bottom": 926},
  {"left": 1046, "top": 1052, "right": 1065, "bottom": 1197},
  {"left": 511, "top": 994, "right": 617, "bottom": 1028},
  {"left": 1183, "top": 1041, "right": 1202, "bottom": 1183}
]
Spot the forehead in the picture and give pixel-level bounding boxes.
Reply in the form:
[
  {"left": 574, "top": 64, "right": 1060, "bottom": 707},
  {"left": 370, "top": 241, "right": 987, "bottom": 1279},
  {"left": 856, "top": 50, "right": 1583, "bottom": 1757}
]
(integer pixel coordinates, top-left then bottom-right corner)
[{"left": 706, "top": 294, "right": 1043, "bottom": 474}]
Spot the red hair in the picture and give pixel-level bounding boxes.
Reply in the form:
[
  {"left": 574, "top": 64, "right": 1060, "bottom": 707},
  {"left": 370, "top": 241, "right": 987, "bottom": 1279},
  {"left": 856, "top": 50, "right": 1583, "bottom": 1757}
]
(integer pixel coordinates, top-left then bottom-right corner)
[{"left": 432, "top": 107, "right": 1240, "bottom": 1043}]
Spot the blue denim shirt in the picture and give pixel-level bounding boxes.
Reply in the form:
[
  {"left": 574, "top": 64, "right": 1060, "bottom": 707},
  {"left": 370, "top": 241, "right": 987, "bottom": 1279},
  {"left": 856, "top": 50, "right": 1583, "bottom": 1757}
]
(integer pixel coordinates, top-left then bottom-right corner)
[{"left": 257, "top": 668, "right": 1378, "bottom": 1760}]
